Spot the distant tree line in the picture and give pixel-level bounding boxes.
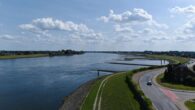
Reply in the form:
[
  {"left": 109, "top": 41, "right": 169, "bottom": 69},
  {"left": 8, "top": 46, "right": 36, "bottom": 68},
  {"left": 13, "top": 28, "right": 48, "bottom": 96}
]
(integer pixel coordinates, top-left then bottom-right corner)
[
  {"left": 0, "top": 49, "right": 84, "bottom": 56},
  {"left": 48, "top": 50, "right": 84, "bottom": 56},
  {"left": 143, "top": 51, "right": 195, "bottom": 58},
  {"left": 87, "top": 51, "right": 195, "bottom": 58},
  {"left": 2, "top": 50, "right": 195, "bottom": 58}
]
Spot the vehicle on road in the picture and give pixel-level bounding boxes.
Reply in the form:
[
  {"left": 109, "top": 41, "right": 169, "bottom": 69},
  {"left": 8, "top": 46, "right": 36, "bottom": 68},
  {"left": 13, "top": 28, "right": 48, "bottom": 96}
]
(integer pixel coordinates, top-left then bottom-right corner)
[{"left": 146, "top": 81, "right": 152, "bottom": 86}]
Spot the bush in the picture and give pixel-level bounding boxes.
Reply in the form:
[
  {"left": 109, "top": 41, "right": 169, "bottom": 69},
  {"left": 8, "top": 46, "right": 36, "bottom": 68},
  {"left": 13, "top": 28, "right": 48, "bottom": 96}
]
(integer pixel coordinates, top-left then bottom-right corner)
[
  {"left": 184, "top": 76, "right": 195, "bottom": 86},
  {"left": 193, "top": 65, "right": 195, "bottom": 71},
  {"left": 126, "top": 75, "right": 153, "bottom": 110}
]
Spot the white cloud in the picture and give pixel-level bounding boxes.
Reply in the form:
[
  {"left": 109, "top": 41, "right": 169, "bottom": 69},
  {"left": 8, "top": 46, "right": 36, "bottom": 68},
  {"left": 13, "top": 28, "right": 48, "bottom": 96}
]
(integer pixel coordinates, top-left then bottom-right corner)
[
  {"left": 173, "top": 18, "right": 195, "bottom": 41},
  {"left": 175, "top": 18, "right": 195, "bottom": 36},
  {"left": 140, "top": 28, "right": 154, "bottom": 34},
  {"left": 0, "top": 34, "right": 15, "bottom": 40},
  {"left": 99, "top": 16, "right": 109, "bottom": 23},
  {"left": 170, "top": 5, "right": 195, "bottom": 14},
  {"left": 19, "top": 17, "right": 91, "bottom": 33},
  {"left": 114, "top": 24, "right": 133, "bottom": 32},
  {"left": 169, "top": 6, "right": 195, "bottom": 42},
  {"left": 19, "top": 24, "right": 48, "bottom": 35},
  {"left": 182, "top": 18, "right": 195, "bottom": 34},
  {"left": 147, "top": 20, "right": 168, "bottom": 29},
  {"left": 139, "top": 28, "right": 166, "bottom": 35},
  {"left": 99, "top": 8, "right": 152, "bottom": 23},
  {"left": 99, "top": 8, "right": 169, "bottom": 43},
  {"left": 19, "top": 17, "right": 103, "bottom": 41}
]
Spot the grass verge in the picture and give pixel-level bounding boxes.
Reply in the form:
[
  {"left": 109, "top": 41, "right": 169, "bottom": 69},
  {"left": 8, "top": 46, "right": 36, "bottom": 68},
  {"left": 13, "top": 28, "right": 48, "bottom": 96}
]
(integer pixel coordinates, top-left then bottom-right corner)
[
  {"left": 185, "top": 99, "right": 195, "bottom": 110},
  {"left": 0, "top": 54, "right": 48, "bottom": 59},
  {"left": 156, "top": 73, "right": 195, "bottom": 91}
]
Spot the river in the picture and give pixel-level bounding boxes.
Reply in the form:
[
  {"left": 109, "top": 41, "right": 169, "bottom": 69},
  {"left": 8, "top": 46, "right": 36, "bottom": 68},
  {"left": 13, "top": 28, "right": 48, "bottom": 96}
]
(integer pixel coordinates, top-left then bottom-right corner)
[{"left": 0, "top": 53, "right": 168, "bottom": 110}]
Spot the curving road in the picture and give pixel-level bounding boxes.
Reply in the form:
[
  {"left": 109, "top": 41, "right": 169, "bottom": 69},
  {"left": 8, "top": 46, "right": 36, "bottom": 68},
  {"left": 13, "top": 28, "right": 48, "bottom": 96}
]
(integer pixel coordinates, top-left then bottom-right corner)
[{"left": 138, "top": 68, "right": 195, "bottom": 110}]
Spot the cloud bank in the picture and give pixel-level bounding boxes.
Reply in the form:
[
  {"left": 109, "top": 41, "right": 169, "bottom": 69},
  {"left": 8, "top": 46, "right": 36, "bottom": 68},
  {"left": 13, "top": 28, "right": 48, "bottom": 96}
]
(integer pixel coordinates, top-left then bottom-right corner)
[
  {"left": 19, "top": 17, "right": 103, "bottom": 42},
  {"left": 170, "top": 5, "right": 195, "bottom": 14},
  {"left": 99, "top": 8, "right": 169, "bottom": 43}
]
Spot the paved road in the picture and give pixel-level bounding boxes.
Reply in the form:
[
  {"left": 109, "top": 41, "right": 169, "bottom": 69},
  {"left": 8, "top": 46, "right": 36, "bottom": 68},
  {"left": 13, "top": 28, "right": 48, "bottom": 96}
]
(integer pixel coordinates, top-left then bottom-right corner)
[
  {"left": 139, "top": 69, "right": 180, "bottom": 110},
  {"left": 139, "top": 68, "right": 195, "bottom": 110}
]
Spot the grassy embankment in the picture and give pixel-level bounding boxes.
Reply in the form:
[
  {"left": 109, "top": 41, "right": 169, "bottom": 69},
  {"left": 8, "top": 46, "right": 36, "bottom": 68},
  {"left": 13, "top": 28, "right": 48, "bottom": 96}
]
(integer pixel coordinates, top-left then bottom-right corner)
[
  {"left": 146, "top": 54, "right": 189, "bottom": 64},
  {"left": 81, "top": 67, "right": 164, "bottom": 110},
  {"left": 0, "top": 54, "right": 48, "bottom": 59},
  {"left": 101, "top": 73, "right": 141, "bottom": 110},
  {"left": 148, "top": 54, "right": 195, "bottom": 91},
  {"left": 81, "top": 72, "right": 141, "bottom": 110},
  {"left": 185, "top": 99, "right": 195, "bottom": 110},
  {"left": 80, "top": 77, "right": 106, "bottom": 110}
]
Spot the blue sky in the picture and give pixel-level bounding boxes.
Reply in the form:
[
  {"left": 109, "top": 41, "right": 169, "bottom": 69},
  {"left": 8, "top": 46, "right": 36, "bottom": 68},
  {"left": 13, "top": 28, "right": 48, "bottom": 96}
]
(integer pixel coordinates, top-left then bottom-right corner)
[{"left": 1, "top": 0, "right": 195, "bottom": 51}]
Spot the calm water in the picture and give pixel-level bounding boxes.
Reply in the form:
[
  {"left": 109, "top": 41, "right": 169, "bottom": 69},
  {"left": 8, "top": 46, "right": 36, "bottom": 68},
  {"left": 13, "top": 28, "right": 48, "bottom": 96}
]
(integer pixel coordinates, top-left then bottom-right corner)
[
  {"left": 115, "top": 59, "right": 169, "bottom": 65},
  {"left": 0, "top": 53, "right": 162, "bottom": 110}
]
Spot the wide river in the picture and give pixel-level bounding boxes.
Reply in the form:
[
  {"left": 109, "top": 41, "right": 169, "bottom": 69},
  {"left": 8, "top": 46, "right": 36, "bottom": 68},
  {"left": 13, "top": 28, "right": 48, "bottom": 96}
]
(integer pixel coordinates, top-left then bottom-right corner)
[{"left": 0, "top": 53, "right": 168, "bottom": 110}]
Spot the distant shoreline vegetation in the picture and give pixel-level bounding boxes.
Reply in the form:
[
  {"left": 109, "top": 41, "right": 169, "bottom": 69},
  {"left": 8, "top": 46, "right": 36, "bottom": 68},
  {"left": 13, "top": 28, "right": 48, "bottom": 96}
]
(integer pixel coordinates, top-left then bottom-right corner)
[
  {"left": 0, "top": 50, "right": 84, "bottom": 59},
  {"left": 48, "top": 50, "right": 84, "bottom": 56}
]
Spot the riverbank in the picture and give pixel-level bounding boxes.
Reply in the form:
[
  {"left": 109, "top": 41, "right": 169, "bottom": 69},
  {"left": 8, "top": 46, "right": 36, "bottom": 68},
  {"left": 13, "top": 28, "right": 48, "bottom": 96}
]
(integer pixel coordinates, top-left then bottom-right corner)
[
  {"left": 59, "top": 77, "right": 105, "bottom": 110},
  {"left": 0, "top": 50, "right": 84, "bottom": 60},
  {"left": 0, "top": 54, "right": 48, "bottom": 59}
]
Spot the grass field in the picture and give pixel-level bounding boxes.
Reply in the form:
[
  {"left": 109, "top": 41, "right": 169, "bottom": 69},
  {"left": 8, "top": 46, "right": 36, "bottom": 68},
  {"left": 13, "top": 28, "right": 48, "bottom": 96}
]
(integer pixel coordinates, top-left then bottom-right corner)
[
  {"left": 81, "top": 73, "right": 140, "bottom": 110},
  {"left": 185, "top": 99, "right": 195, "bottom": 110},
  {"left": 156, "top": 73, "right": 195, "bottom": 91},
  {"left": 146, "top": 54, "right": 189, "bottom": 64},
  {"left": 0, "top": 54, "right": 48, "bottom": 59}
]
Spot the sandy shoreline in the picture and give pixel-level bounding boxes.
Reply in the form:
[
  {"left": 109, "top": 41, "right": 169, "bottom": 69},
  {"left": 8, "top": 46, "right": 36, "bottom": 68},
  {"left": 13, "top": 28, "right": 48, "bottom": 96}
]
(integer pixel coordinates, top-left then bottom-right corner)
[{"left": 59, "top": 79, "right": 98, "bottom": 110}]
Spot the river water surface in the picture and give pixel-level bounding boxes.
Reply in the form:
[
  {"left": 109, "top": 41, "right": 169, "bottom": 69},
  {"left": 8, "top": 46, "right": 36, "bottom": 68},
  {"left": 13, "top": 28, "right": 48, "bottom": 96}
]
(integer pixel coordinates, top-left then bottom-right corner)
[{"left": 0, "top": 53, "right": 167, "bottom": 110}]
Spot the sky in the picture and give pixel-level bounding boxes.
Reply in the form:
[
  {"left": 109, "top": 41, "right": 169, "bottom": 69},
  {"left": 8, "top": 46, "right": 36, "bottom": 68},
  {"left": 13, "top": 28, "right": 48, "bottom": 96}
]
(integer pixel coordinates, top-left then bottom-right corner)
[{"left": 1, "top": 0, "right": 195, "bottom": 51}]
